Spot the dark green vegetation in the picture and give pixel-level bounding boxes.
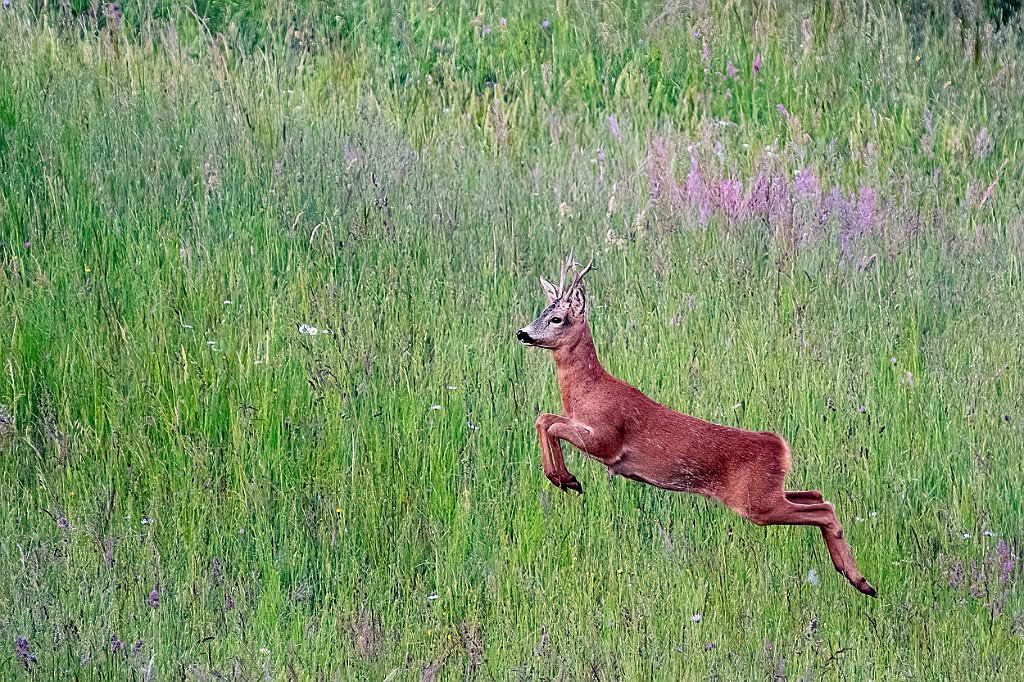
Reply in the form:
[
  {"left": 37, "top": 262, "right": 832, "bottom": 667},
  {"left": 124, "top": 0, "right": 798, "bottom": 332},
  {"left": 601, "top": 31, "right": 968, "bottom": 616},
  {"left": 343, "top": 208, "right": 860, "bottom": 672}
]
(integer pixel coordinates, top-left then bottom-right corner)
[{"left": 1, "top": 1, "right": 1023, "bottom": 678}]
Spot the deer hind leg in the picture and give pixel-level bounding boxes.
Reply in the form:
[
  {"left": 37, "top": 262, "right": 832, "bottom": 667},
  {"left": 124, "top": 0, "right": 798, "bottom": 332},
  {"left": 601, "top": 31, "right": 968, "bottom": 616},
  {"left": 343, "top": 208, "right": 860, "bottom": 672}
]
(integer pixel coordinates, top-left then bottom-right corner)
[
  {"left": 745, "top": 497, "right": 877, "bottom": 597},
  {"left": 784, "top": 490, "right": 825, "bottom": 505}
]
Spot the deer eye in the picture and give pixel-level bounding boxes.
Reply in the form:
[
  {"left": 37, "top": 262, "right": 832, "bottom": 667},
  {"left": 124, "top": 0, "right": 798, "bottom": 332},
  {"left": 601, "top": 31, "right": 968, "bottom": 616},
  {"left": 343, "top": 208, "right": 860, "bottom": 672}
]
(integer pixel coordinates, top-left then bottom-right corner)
[{"left": 550, "top": 316, "right": 563, "bottom": 325}]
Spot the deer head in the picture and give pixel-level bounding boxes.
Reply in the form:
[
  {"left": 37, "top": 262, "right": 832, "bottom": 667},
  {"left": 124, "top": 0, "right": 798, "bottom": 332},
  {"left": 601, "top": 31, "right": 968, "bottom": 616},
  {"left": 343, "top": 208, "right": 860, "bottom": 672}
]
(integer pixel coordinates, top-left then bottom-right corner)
[{"left": 517, "top": 252, "right": 595, "bottom": 350}]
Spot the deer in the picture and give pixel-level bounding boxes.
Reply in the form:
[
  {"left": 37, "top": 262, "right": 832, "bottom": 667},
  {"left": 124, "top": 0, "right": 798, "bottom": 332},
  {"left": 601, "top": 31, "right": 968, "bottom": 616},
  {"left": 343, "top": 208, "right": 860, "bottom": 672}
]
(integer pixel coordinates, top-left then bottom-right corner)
[{"left": 516, "top": 253, "right": 877, "bottom": 596}]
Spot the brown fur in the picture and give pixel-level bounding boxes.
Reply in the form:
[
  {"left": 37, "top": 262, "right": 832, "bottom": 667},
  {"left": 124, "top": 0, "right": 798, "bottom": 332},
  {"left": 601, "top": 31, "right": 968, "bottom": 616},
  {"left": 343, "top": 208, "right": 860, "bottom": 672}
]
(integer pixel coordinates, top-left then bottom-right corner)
[{"left": 519, "top": 259, "right": 876, "bottom": 597}]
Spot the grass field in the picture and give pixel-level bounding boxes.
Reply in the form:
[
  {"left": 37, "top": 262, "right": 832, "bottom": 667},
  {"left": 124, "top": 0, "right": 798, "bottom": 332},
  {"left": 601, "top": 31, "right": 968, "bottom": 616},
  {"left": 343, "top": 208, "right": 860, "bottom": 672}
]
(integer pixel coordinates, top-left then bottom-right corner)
[{"left": 2, "top": 1, "right": 1023, "bottom": 678}]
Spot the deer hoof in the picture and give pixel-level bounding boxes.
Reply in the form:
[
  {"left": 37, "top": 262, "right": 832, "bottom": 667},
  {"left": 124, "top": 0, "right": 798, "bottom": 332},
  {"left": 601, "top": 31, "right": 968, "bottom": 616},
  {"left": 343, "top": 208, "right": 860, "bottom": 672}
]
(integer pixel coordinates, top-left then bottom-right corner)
[
  {"left": 856, "top": 577, "right": 877, "bottom": 597},
  {"left": 560, "top": 477, "right": 583, "bottom": 495}
]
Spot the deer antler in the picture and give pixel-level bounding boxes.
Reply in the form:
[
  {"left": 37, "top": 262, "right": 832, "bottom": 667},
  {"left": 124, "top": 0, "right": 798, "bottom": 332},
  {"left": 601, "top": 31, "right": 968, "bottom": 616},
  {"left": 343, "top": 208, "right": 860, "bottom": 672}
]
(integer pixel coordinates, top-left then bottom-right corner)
[
  {"left": 557, "top": 248, "right": 576, "bottom": 297},
  {"left": 565, "top": 258, "right": 594, "bottom": 295}
]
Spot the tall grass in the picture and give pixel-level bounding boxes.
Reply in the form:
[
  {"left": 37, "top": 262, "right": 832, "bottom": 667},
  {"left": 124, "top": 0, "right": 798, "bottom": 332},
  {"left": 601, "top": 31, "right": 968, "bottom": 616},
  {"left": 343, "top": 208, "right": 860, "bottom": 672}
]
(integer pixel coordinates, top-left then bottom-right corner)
[{"left": 1, "top": 1, "right": 1022, "bottom": 678}]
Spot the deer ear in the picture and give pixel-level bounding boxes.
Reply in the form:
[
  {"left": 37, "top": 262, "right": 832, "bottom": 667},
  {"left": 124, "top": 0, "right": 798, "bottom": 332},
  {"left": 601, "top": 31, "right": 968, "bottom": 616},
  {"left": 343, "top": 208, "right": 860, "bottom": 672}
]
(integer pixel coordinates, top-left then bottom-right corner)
[
  {"left": 568, "top": 285, "right": 586, "bottom": 316},
  {"left": 540, "top": 276, "right": 558, "bottom": 303}
]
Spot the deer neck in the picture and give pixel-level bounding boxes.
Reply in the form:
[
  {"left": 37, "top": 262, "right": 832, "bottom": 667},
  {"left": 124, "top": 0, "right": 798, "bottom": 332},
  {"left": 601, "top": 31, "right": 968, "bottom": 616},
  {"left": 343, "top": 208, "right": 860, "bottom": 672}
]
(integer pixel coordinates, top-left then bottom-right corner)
[{"left": 552, "top": 324, "right": 604, "bottom": 412}]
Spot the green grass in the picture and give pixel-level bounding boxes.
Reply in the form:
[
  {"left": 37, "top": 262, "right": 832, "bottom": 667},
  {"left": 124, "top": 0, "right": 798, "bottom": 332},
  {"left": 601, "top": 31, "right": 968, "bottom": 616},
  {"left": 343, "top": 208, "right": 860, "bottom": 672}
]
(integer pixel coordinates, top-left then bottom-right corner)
[{"left": 1, "top": 1, "right": 1023, "bottom": 678}]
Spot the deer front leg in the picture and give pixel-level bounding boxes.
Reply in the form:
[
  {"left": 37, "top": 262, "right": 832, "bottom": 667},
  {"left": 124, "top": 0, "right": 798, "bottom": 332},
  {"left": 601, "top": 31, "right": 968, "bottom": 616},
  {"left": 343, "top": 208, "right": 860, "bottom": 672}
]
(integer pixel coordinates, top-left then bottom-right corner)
[{"left": 535, "top": 414, "right": 583, "bottom": 494}]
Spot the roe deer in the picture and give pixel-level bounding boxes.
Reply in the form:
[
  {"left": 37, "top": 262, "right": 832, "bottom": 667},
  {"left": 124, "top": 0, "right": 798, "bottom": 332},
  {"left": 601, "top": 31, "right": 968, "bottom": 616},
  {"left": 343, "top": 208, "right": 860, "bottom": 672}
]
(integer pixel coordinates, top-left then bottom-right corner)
[{"left": 516, "top": 254, "right": 876, "bottom": 596}]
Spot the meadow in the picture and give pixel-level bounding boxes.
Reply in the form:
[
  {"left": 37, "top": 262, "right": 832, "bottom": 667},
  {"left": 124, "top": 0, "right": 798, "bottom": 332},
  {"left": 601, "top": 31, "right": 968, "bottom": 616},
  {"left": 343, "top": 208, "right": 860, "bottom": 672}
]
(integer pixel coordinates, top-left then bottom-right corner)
[{"left": 1, "top": 1, "right": 1023, "bottom": 678}]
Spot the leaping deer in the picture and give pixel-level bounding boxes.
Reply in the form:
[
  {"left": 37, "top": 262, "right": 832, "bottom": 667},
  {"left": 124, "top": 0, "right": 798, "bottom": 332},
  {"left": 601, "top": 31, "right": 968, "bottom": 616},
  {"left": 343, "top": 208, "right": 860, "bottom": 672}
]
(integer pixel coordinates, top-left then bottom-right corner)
[{"left": 516, "top": 253, "right": 876, "bottom": 596}]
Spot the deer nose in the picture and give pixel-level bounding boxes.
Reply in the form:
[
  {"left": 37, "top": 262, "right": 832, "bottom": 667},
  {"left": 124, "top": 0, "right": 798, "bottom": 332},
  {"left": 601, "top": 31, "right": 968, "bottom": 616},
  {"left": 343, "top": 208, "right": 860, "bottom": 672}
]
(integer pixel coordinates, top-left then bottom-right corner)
[{"left": 516, "top": 329, "right": 533, "bottom": 344}]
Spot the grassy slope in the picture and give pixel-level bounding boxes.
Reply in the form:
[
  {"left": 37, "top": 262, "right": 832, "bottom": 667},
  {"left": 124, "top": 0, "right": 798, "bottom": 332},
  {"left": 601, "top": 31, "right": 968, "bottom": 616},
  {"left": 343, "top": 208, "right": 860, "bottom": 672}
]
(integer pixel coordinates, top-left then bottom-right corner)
[{"left": 1, "top": 1, "right": 1023, "bottom": 678}]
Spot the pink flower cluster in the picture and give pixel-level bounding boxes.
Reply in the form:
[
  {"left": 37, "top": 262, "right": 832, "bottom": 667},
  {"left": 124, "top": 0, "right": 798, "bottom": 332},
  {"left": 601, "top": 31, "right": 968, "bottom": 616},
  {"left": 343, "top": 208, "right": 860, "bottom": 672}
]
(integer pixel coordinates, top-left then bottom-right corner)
[{"left": 646, "top": 140, "right": 885, "bottom": 260}]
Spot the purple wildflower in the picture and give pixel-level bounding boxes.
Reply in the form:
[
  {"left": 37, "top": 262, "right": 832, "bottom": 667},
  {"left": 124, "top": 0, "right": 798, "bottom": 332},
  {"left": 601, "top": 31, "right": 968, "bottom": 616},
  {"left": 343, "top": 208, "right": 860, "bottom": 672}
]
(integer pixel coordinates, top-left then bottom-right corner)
[
  {"left": 997, "top": 540, "right": 1015, "bottom": 582},
  {"left": 224, "top": 592, "right": 235, "bottom": 611},
  {"left": 857, "top": 185, "right": 878, "bottom": 233},
  {"left": 15, "top": 636, "right": 36, "bottom": 669},
  {"left": 685, "top": 156, "right": 704, "bottom": 204},
  {"left": 57, "top": 516, "right": 69, "bottom": 531},
  {"left": 541, "top": 20, "right": 550, "bottom": 30},
  {"left": 830, "top": 188, "right": 858, "bottom": 262},
  {"left": 701, "top": 38, "right": 710, "bottom": 64},
  {"left": 726, "top": 61, "right": 738, "bottom": 78},
  {"left": 111, "top": 635, "right": 125, "bottom": 653},
  {"left": 753, "top": 53, "right": 763, "bottom": 77},
  {"left": 23, "top": 241, "right": 30, "bottom": 248},
  {"left": 608, "top": 115, "right": 621, "bottom": 142},
  {"left": 147, "top": 585, "right": 160, "bottom": 609},
  {"left": 948, "top": 560, "right": 965, "bottom": 588},
  {"left": 212, "top": 556, "right": 223, "bottom": 580},
  {"left": 768, "top": 175, "right": 791, "bottom": 235},
  {"left": 499, "top": 17, "right": 507, "bottom": 26},
  {"left": 685, "top": 156, "right": 711, "bottom": 225},
  {"left": 747, "top": 171, "right": 771, "bottom": 216},
  {"left": 131, "top": 640, "right": 143, "bottom": 658},
  {"left": 858, "top": 405, "right": 867, "bottom": 413},
  {"left": 2, "top": 1, "right": 10, "bottom": 9},
  {"left": 969, "top": 560, "right": 985, "bottom": 598},
  {"left": 793, "top": 170, "right": 821, "bottom": 236},
  {"left": 719, "top": 178, "right": 744, "bottom": 221},
  {"left": 776, "top": 103, "right": 789, "bottom": 120},
  {"left": 794, "top": 167, "right": 820, "bottom": 199}
]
